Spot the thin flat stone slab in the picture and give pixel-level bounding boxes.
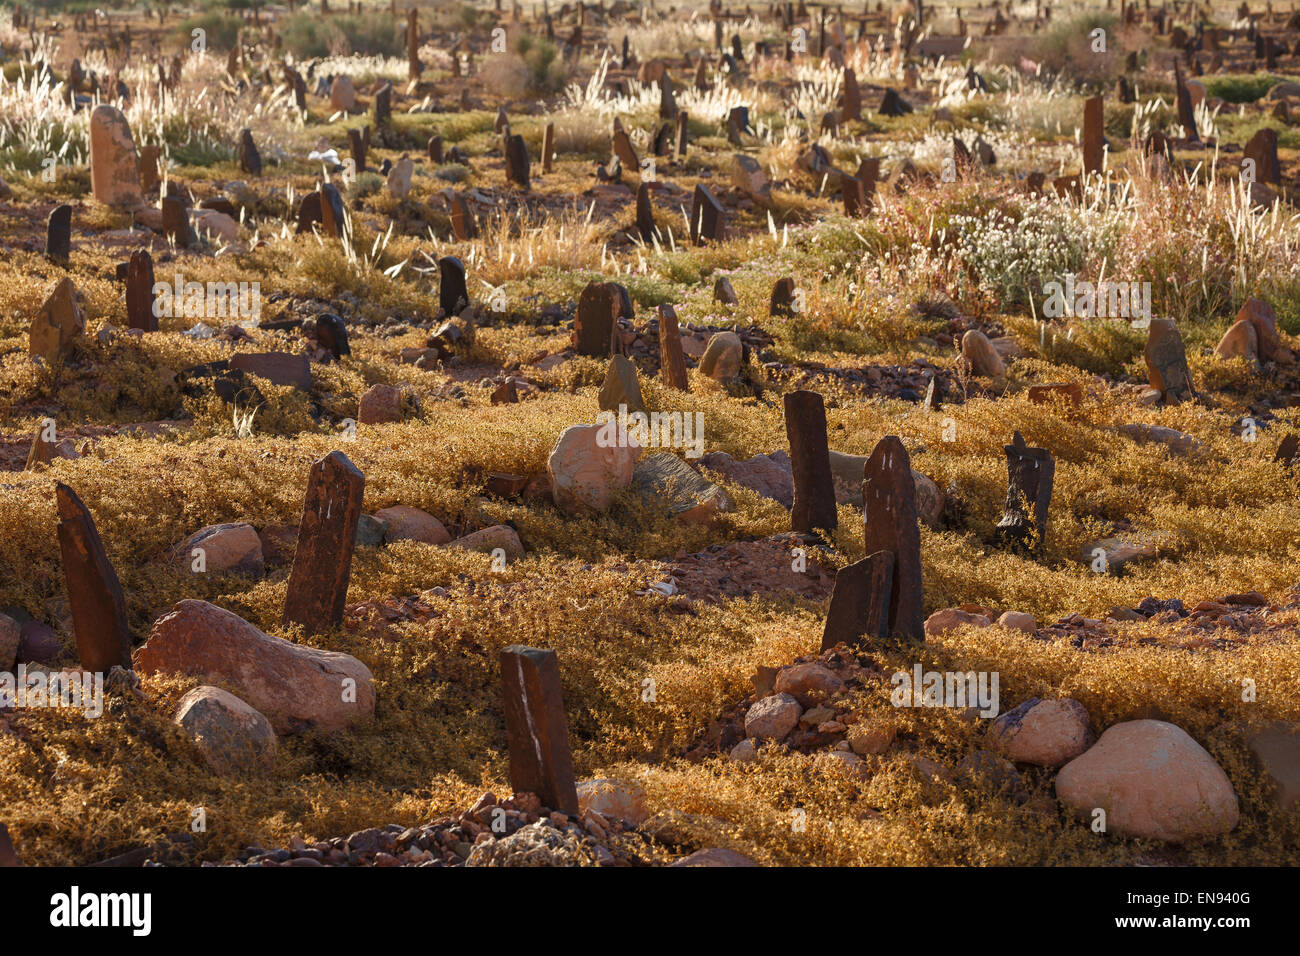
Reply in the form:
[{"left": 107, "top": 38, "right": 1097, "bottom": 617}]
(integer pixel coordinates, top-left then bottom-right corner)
[
  {"left": 500, "top": 645, "right": 580, "bottom": 815},
  {"left": 320, "top": 183, "right": 346, "bottom": 239},
  {"left": 126, "top": 249, "right": 157, "bottom": 332},
  {"left": 820, "top": 550, "right": 894, "bottom": 652},
  {"left": 574, "top": 282, "right": 619, "bottom": 356},
  {"left": 1244, "top": 128, "right": 1281, "bottom": 185},
  {"left": 598, "top": 354, "right": 646, "bottom": 414},
  {"left": 993, "top": 431, "right": 1054, "bottom": 554},
  {"left": 56, "top": 483, "right": 132, "bottom": 672},
  {"left": 229, "top": 352, "right": 311, "bottom": 390},
  {"left": 630, "top": 452, "right": 732, "bottom": 524},
  {"left": 862, "top": 435, "right": 924, "bottom": 642},
  {"left": 784, "top": 389, "right": 838, "bottom": 534},
  {"left": 282, "top": 451, "right": 365, "bottom": 636}
]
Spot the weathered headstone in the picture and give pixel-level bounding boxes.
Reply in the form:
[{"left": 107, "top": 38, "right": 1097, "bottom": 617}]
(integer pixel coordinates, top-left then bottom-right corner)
[
  {"left": 89, "top": 104, "right": 144, "bottom": 208},
  {"left": 1144, "top": 318, "right": 1196, "bottom": 403},
  {"left": 407, "top": 9, "right": 421, "bottom": 79},
  {"left": 820, "top": 550, "right": 894, "bottom": 651},
  {"left": 0, "top": 823, "right": 19, "bottom": 867},
  {"left": 690, "top": 184, "right": 726, "bottom": 244},
  {"left": 612, "top": 128, "right": 639, "bottom": 170},
  {"left": 676, "top": 109, "right": 689, "bottom": 156},
  {"left": 500, "top": 645, "right": 580, "bottom": 815},
  {"left": 282, "top": 451, "right": 365, "bottom": 636},
  {"left": 56, "top": 483, "right": 132, "bottom": 672},
  {"left": 438, "top": 255, "right": 468, "bottom": 317},
  {"left": 1174, "top": 63, "right": 1200, "bottom": 142},
  {"left": 657, "top": 304, "right": 689, "bottom": 391},
  {"left": 862, "top": 435, "right": 924, "bottom": 641},
  {"left": 427, "top": 134, "right": 443, "bottom": 164},
  {"left": 161, "top": 195, "right": 190, "bottom": 248},
  {"left": 504, "top": 133, "right": 530, "bottom": 189},
  {"left": 994, "top": 431, "right": 1054, "bottom": 554},
  {"left": 296, "top": 190, "right": 323, "bottom": 233},
  {"left": 239, "top": 128, "right": 262, "bottom": 176},
  {"left": 46, "top": 204, "right": 71, "bottom": 263},
  {"left": 126, "top": 249, "right": 157, "bottom": 332},
  {"left": 842, "top": 67, "right": 862, "bottom": 121},
  {"left": 575, "top": 282, "right": 619, "bottom": 356},
  {"left": 784, "top": 389, "right": 838, "bottom": 533},
  {"left": 879, "top": 88, "right": 913, "bottom": 116},
  {"left": 635, "top": 181, "right": 656, "bottom": 242},
  {"left": 348, "top": 127, "right": 367, "bottom": 171},
  {"left": 1082, "top": 95, "right": 1105, "bottom": 175},
  {"left": 320, "top": 183, "right": 346, "bottom": 238},
  {"left": 373, "top": 82, "right": 392, "bottom": 125},
  {"left": 770, "top": 277, "right": 797, "bottom": 317},
  {"left": 541, "top": 122, "right": 555, "bottom": 173},
  {"left": 1244, "top": 127, "right": 1281, "bottom": 185},
  {"left": 314, "top": 313, "right": 350, "bottom": 360},
  {"left": 449, "top": 194, "right": 476, "bottom": 240}
]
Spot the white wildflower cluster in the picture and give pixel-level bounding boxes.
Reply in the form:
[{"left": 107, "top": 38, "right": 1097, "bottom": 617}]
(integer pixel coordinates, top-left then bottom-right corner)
[{"left": 946, "top": 197, "right": 1126, "bottom": 307}]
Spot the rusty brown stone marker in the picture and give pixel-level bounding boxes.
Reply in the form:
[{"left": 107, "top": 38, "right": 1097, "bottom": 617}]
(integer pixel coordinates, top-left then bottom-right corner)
[
  {"left": 993, "top": 431, "right": 1054, "bottom": 555},
  {"left": 820, "top": 550, "right": 894, "bottom": 651},
  {"left": 1082, "top": 94, "right": 1104, "bottom": 176},
  {"left": 541, "top": 122, "right": 555, "bottom": 173},
  {"left": 657, "top": 304, "right": 689, "bottom": 391},
  {"left": 126, "top": 248, "right": 157, "bottom": 332},
  {"left": 0, "top": 823, "right": 19, "bottom": 867},
  {"left": 862, "top": 435, "right": 924, "bottom": 641},
  {"left": 1144, "top": 318, "right": 1196, "bottom": 404},
  {"left": 1274, "top": 433, "right": 1299, "bottom": 469},
  {"left": 635, "top": 181, "right": 656, "bottom": 242},
  {"left": 690, "top": 183, "right": 726, "bottom": 244},
  {"left": 574, "top": 281, "right": 619, "bottom": 356},
  {"left": 784, "top": 389, "right": 838, "bottom": 534},
  {"left": 282, "top": 451, "right": 365, "bottom": 635},
  {"left": 500, "top": 645, "right": 579, "bottom": 815},
  {"left": 56, "top": 483, "right": 132, "bottom": 672}
]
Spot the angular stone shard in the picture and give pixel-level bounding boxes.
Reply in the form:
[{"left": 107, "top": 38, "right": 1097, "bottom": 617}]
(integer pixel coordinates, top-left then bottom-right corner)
[
  {"left": 56, "top": 483, "right": 132, "bottom": 672},
  {"left": 994, "top": 431, "right": 1054, "bottom": 554},
  {"left": 282, "top": 451, "right": 365, "bottom": 636},
  {"left": 229, "top": 352, "right": 311, "bottom": 390},
  {"left": 239, "top": 128, "right": 262, "bottom": 176},
  {"left": 0, "top": 824, "right": 19, "bottom": 867},
  {"left": 598, "top": 354, "right": 646, "bottom": 414},
  {"left": 862, "top": 436, "right": 924, "bottom": 641},
  {"left": 30, "top": 277, "right": 84, "bottom": 363},
  {"left": 784, "top": 389, "right": 837, "bottom": 534},
  {"left": 635, "top": 181, "right": 656, "bottom": 242},
  {"left": 820, "top": 550, "right": 894, "bottom": 652},
  {"left": 500, "top": 645, "right": 580, "bottom": 815}
]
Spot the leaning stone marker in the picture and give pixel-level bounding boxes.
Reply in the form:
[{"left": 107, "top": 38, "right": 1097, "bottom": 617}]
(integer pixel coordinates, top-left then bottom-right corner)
[
  {"left": 784, "top": 389, "right": 838, "bottom": 534},
  {"left": 820, "top": 550, "right": 894, "bottom": 651},
  {"left": 126, "top": 249, "right": 157, "bottom": 332},
  {"left": 1244, "top": 127, "right": 1281, "bottom": 185},
  {"left": 0, "top": 824, "right": 18, "bottom": 867},
  {"left": 994, "top": 431, "right": 1054, "bottom": 555},
  {"left": 500, "top": 645, "right": 580, "bottom": 815},
  {"left": 282, "top": 451, "right": 365, "bottom": 636},
  {"left": 56, "top": 483, "right": 132, "bottom": 672},
  {"left": 574, "top": 282, "right": 619, "bottom": 356},
  {"left": 862, "top": 435, "right": 924, "bottom": 642}
]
